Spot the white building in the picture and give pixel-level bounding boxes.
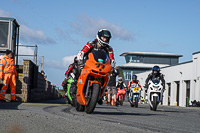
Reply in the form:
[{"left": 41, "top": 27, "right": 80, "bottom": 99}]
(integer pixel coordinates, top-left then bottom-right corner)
[
  {"left": 119, "top": 52, "right": 182, "bottom": 85},
  {"left": 137, "top": 51, "right": 200, "bottom": 107}
]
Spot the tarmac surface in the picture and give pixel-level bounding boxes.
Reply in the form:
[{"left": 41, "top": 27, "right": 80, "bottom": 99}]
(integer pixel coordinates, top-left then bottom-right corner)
[{"left": 0, "top": 98, "right": 199, "bottom": 133}]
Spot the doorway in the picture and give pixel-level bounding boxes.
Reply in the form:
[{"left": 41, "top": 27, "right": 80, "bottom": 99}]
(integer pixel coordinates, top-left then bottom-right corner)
[
  {"left": 175, "top": 81, "right": 180, "bottom": 106},
  {"left": 167, "top": 83, "right": 171, "bottom": 106}
]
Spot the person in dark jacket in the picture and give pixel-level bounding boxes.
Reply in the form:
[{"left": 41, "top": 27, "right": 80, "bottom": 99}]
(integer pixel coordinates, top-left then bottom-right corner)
[
  {"left": 107, "top": 66, "right": 119, "bottom": 106},
  {"left": 145, "top": 65, "right": 165, "bottom": 93}
]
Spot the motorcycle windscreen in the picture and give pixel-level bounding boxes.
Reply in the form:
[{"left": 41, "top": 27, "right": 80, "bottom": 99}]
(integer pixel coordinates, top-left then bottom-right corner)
[
  {"left": 92, "top": 50, "right": 109, "bottom": 63},
  {"left": 152, "top": 79, "right": 160, "bottom": 85}
]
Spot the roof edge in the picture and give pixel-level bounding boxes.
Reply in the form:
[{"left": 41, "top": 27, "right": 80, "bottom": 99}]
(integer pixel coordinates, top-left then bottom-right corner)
[
  {"left": 193, "top": 51, "right": 200, "bottom": 55},
  {"left": 120, "top": 52, "right": 183, "bottom": 57}
]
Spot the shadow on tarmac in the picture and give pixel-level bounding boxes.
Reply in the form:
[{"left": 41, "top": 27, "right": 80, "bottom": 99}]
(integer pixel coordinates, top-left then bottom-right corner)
[
  {"left": 156, "top": 109, "right": 182, "bottom": 113},
  {"left": 34, "top": 98, "right": 67, "bottom": 104},
  {"left": 0, "top": 102, "right": 22, "bottom": 110},
  {"left": 93, "top": 111, "right": 161, "bottom": 116}
]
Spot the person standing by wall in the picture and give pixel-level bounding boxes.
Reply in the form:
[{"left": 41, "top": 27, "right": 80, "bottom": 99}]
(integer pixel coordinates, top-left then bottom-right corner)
[
  {"left": 107, "top": 66, "right": 119, "bottom": 106},
  {"left": 0, "top": 50, "right": 17, "bottom": 102}
]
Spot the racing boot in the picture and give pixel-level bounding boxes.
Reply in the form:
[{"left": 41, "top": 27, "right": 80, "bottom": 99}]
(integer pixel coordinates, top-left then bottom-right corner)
[{"left": 98, "top": 98, "right": 103, "bottom": 105}]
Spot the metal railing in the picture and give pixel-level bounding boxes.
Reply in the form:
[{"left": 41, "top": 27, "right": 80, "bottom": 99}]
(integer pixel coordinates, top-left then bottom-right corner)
[{"left": 16, "top": 44, "right": 38, "bottom": 65}]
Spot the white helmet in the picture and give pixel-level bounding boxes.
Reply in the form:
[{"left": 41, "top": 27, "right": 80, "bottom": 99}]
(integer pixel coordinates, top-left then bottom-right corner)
[{"left": 96, "top": 29, "right": 112, "bottom": 47}]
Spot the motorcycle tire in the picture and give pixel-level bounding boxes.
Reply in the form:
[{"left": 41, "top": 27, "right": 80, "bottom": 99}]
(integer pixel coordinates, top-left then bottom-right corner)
[
  {"left": 120, "top": 96, "right": 123, "bottom": 106},
  {"left": 85, "top": 83, "right": 100, "bottom": 114},
  {"left": 135, "top": 97, "right": 138, "bottom": 108},
  {"left": 71, "top": 96, "right": 76, "bottom": 107},
  {"left": 131, "top": 95, "right": 134, "bottom": 107},
  {"left": 153, "top": 96, "right": 157, "bottom": 111},
  {"left": 150, "top": 105, "right": 153, "bottom": 110},
  {"left": 66, "top": 96, "right": 71, "bottom": 104},
  {"left": 131, "top": 104, "right": 134, "bottom": 107}
]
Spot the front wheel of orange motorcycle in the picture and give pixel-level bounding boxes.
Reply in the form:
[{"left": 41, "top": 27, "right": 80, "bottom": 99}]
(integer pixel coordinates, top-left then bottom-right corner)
[{"left": 85, "top": 83, "right": 100, "bottom": 114}]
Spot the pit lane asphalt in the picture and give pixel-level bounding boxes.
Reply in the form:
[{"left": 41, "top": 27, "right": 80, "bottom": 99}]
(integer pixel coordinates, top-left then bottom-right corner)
[{"left": 0, "top": 99, "right": 199, "bottom": 133}]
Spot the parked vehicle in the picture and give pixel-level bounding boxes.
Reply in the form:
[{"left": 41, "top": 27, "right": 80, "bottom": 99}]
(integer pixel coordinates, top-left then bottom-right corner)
[
  {"left": 129, "top": 84, "right": 141, "bottom": 107},
  {"left": 116, "top": 87, "right": 126, "bottom": 106},
  {"left": 75, "top": 49, "right": 112, "bottom": 114},
  {"left": 191, "top": 100, "right": 200, "bottom": 107},
  {"left": 147, "top": 79, "right": 163, "bottom": 111}
]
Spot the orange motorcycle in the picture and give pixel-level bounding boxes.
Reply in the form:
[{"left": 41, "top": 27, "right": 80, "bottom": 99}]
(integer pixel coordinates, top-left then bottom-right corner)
[{"left": 76, "top": 50, "right": 112, "bottom": 114}]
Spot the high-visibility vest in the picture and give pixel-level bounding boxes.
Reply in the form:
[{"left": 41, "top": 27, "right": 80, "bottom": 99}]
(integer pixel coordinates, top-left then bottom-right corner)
[{"left": 0, "top": 55, "right": 17, "bottom": 79}]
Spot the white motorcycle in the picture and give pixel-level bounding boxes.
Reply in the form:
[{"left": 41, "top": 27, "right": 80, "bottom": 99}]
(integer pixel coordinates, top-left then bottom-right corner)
[{"left": 147, "top": 79, "right": 163, "bottom": 111}]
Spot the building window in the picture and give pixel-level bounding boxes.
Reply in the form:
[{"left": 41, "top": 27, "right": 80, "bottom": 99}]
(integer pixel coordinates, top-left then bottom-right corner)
[
  {"left": 123, "top": 71, "right": 132, "bottom": 80},
  {"left": 0, "top": 22, "right": 9, "bottom": 48}
]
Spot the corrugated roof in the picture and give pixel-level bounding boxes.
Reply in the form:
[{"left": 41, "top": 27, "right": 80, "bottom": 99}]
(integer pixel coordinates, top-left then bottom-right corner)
[
  {"left": 0, "top": 17, "right": 15, "bottom": 21},
  {"left": 118, "top": 62, "right": 169, "bottom": 68},
  {"left": 0, "top": 17, "right": 20, "bottom": 27},
  {"left": 120, "top": 52, "right": 183, "bottom": 57}
]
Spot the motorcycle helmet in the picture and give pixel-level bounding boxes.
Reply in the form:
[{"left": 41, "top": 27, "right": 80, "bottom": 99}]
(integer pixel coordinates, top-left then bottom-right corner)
[
  {"left": 96, "top": 29, "right": 112, "bottom": 47},
  {"left": 152, "top": 65, "right": 160, "bottom": 73},
  {"left": 118, "top": 77, "right": 123, "bottom": 83},
  {"left": 132, "top": 75, "right": 137, "bottom": 81}
]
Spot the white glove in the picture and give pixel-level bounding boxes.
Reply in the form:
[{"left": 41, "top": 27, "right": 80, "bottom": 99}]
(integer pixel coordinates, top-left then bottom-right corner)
[
  {"left": 70, "top": 73, "right": 75, "bottom": 79},
  {"left": 111, "top": 60, "right": 116, "bottom": 68},
  {"left": 77, "top": 51, "right": 84, "bottom": 61}
]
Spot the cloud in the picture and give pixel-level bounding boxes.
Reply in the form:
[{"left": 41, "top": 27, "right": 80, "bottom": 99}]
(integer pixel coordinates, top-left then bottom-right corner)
[
  {"left": 44, "top": 59, "right": 64, "bottom": 70},
  {"left": 62, "top": 55, "right": 76, "bottom": 67},
  {"left": 20, "top": 25, "right": 56, "bottom": 45},
  {"left": 16, "top": 42, "right": 76, "bottom": 69},
  {"left": 0, "top": 9, "right": 55, "bottom": 45},
  {"left": 56, "top": 28, "right": 79, "bottom": 44},
  {"left": 45, "top": 55, "right": 76, "bottom": 70},
  {"left": 71, "top": 13, "right": 134, "bottom": 40},
  {"left": 0, "top": 9, "right": 10, "bottom": 17}
]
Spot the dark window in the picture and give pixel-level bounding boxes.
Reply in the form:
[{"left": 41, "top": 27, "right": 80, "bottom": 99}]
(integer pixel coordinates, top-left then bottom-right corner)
[
  {"left": 125, "top": 56, "right": 131, "bottom": 63},
  {"left": 171, "top": 58, "right": 178, "bottom": 65},
  {"left": 0, "top": 22, "right": 9, "bottom": 48}
]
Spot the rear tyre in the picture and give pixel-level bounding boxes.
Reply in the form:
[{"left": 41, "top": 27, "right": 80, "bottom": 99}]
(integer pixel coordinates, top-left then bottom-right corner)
[
  {"left": 150, "top": 105, "right": 153, "bottom": 110},
  {"left": 85, "top": 83, "right": 100, "bottom": 114},
  {"left": 135, "top": 97, "right": 138, "bottom": 108},
  {"left": 120, "top": 96, "right": 123, "bottom": 106},
  {"left": 71, "top": 95, "right": 76, "bottom": 107},
  {"left": 66, "top": 96, "right": 71, "bottom": 104},
  {"left": 131, "top": 103, "right": 134, "bottom": 107},
  {"left": 153, "top": 96, "right": 157, "bottom": 111}
]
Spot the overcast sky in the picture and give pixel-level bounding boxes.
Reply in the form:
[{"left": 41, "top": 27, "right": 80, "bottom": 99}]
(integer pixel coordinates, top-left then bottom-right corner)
[{"left": 1, "top": 0, "right": 200, "bottom": 88}]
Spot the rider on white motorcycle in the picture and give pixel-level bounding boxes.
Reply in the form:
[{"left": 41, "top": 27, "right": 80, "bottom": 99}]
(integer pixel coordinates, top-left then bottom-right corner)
[{"left": 144, "top": 66, "right": 165, "bottom": 93}]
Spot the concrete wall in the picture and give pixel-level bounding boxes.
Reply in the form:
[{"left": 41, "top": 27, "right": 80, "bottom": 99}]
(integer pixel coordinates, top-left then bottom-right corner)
[
  {"left": 137, "top": 52, "right": 200, "bottom": 107},
  {"left": 5, "top": 59, "right": 60, "bottom": 102},
  {"left": 22, "top": 59, "right": 61, "bottom": 102}
]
